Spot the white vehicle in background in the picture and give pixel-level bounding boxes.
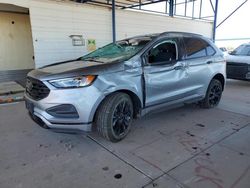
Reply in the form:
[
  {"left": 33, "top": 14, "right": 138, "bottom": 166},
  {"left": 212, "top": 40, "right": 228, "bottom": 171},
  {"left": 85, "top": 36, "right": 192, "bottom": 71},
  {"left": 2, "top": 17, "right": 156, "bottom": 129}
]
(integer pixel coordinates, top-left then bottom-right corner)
[
  {"left": 219, "top": 47, "right": 228, "bottom": 56},
  {"left": 226, "top": 43, "right": 250, "bottom": 81}
]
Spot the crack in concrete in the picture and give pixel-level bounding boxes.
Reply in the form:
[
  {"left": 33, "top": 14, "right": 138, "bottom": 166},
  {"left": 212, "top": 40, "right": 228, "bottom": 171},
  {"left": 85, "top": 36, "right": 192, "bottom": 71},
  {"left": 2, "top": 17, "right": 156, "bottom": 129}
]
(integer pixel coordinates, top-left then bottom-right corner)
[
  {"left": 87, "top": 135, "right": 154, "bottom": 182},
  {"left": 142, "top": 123, "right": 250, "bottom": 187},
  {"left": 217, "top": 107, "right": 250, "bottom": 118}
]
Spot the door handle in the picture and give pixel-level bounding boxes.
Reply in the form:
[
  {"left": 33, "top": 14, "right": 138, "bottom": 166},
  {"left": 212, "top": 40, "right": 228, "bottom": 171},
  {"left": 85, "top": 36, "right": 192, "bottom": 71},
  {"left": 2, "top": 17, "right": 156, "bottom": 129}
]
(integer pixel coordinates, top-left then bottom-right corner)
[
  {"left": 174, "top": 65, "right": 184, "bottom": 70},
  {"left": 206, "top": 61, "right": 213, "bottom": 64}
]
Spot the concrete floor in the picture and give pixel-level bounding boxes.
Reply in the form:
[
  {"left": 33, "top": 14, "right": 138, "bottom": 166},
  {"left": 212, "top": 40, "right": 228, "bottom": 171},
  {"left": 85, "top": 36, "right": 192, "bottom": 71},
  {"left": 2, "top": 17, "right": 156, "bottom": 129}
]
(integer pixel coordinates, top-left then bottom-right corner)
[{"left": 0, "top": 80, "right": 249, "bottom": 188}]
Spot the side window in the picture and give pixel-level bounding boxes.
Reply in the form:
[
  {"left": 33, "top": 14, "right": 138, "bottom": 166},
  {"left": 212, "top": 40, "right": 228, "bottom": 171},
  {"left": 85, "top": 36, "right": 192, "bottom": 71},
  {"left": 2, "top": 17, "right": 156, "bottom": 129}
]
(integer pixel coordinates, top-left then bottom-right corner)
[
  {"left": 247, "top": 48, "right": 250, "bottom": 56},
  {"left": 206, "top": 45, "right": 216, "bottom": 56},
  {"left": 183, "top": 37, "right": 215, "bottom": 59},
  {"left": 240, "top": 45, "right": 250, "bottom": 56},
  {"left": 148, "top": 40, "right": 177, "bottom": 64}
]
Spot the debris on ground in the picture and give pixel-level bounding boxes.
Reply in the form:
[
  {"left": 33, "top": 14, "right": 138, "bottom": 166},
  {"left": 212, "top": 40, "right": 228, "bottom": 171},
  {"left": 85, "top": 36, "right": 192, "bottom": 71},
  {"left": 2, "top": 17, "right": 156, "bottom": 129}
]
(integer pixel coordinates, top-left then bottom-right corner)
[
  {"left": 195, "top": 123, "right": 205, "bottom": 128},
  {"left": 0, "top": 81, "right": 25, "bottom": 104},
  {"left": 58, "top": 139, "right": 75, "bottom": 151}
]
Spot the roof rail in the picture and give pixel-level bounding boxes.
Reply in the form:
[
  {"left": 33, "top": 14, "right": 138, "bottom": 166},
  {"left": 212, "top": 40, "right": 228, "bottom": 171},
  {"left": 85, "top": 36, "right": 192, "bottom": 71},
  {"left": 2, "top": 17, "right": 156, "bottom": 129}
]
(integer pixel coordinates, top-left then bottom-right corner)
[{"left": 159, "top": 31, "right": 203, "bottom": 37}]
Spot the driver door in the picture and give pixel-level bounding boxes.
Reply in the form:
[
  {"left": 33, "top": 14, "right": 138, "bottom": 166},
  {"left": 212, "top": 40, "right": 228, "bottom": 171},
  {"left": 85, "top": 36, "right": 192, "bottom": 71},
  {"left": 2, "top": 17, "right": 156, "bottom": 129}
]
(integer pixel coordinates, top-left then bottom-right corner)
[{"left": 143, "top": 38, "right": 189, "bottom": 107}]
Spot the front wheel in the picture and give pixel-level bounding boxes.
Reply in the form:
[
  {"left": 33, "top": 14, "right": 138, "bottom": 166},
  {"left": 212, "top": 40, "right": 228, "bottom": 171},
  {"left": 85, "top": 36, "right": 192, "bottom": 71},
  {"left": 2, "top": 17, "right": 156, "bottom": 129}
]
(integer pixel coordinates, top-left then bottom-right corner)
[
  {"left": 200, "top": 79, "right": 223, "bottom": 108},
  {"left": 95, "top": 92, "right": 134, "bottom": 142}
]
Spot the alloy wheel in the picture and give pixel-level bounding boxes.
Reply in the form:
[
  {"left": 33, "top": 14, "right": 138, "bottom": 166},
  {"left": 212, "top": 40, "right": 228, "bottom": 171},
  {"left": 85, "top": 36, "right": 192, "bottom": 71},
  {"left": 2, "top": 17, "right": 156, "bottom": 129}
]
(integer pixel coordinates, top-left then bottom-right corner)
[
  {"left": 112, "top": 100, "right": 132, "bottom": 137},
  {"left": 208, "top": 84, "right": 222, "bottom": 106}
]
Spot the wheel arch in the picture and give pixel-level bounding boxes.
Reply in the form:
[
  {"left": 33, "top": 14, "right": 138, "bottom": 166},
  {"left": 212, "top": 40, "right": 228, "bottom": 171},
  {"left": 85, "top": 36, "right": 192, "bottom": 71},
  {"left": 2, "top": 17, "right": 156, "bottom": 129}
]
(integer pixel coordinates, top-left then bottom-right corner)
[
  {"left": 92, "top": 89, "right": 142, "bottom": 123},
  {"left": 212, "top": 73, "right": 225, "bottom": 90},
  {"left": 117, "top": 89, "right": 142, "bottom": 118}
]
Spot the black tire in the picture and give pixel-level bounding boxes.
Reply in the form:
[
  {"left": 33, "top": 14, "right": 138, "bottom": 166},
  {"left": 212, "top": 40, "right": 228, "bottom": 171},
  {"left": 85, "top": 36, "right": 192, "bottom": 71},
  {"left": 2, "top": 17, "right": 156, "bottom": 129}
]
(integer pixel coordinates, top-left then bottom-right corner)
[
  {"left": 95, "top": 92, "right": 134, "bottom": 142},
  {"left": 200, "top": 79, "right": 223, "bottom": 108}
]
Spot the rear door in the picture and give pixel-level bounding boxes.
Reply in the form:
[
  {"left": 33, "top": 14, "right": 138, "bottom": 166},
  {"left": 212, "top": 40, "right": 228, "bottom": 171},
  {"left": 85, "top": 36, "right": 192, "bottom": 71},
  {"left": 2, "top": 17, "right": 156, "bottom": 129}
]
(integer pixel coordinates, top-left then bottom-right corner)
[
  {"left": 143, "top": 37, "right": 190, "bottom": 107},
  {"left": 182, "top": 37, "right": 216, "bottom": 97}
]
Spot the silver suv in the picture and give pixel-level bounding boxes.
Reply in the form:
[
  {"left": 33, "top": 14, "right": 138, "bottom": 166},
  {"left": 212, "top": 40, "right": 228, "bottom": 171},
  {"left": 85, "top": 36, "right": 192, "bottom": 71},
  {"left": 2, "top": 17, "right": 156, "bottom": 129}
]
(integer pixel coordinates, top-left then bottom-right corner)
[{"left": 25, "top": 32, "right": 226, "bottom": 142}]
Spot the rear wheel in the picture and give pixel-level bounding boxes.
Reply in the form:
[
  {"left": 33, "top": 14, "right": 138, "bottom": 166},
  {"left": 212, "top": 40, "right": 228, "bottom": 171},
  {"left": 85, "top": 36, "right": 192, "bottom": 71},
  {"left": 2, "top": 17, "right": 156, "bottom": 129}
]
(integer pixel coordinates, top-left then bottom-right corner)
[
  {"left": 200, "top": 79, "right": 223, "bottom": 108},
  {"left": 95, "top": 92, "right": 133, "bottom": 142}
]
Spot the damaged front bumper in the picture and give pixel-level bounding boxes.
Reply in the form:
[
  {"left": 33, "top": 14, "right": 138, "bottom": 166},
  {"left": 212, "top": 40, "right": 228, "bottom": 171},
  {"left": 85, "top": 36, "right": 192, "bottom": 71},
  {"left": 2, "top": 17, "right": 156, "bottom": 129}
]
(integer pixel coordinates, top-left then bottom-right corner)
[{"left": 24, "top": 80, "right": 104, "bottom": 132}]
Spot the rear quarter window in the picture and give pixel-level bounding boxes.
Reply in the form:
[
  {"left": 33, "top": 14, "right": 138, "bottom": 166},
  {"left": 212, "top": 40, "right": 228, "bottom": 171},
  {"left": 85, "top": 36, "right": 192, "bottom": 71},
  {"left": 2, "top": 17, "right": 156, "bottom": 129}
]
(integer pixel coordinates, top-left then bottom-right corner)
[
  {"left": 206, "top": 45, "right": 216, "bottom": 56},
  {"left": 183, "top": 37, "right": 216, "bottom": 59}
]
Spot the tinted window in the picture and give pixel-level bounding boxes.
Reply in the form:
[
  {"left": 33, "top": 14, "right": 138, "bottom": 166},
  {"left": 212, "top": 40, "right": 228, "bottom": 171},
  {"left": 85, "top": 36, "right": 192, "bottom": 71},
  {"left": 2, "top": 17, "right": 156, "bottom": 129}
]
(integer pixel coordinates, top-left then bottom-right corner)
[
  {"left": 207, "top": 46, "right": 216, "bottom": 56},
  {"left": 183, "top": 37, "right": 215, "bottom": 59},
  {"left": 148, "top": 40, "right": 177, "bottom": 64},
  {"left": 231, "top": 45, "right": 250, "bottom": 56}
]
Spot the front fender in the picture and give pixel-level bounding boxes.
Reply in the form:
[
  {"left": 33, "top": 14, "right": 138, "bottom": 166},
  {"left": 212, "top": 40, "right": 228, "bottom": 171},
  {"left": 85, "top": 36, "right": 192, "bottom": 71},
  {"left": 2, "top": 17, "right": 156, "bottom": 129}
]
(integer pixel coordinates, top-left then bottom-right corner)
[{"left": 87, "top": 72, "right": 143, "bottom": 122}]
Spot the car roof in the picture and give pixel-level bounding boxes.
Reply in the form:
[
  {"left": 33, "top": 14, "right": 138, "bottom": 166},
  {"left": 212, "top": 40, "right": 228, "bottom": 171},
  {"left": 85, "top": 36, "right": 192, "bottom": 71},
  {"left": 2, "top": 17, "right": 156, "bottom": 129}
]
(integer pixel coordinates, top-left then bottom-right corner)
[
  {"left": 126, "top": 32, "right": 204, "bottom": 41},
  {"left": 159, "top": 31, "right": 203, "bottom": 37}
]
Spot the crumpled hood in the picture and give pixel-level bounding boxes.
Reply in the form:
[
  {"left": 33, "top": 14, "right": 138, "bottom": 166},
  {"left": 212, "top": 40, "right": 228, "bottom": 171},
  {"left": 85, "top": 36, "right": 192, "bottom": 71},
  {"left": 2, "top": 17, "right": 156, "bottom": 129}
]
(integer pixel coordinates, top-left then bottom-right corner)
[
  {"left": 27, "top": 60, "right": 124, "bottom": 81},
  {"left": 226, "top": 55, "right": 250, "bottom": 64}
]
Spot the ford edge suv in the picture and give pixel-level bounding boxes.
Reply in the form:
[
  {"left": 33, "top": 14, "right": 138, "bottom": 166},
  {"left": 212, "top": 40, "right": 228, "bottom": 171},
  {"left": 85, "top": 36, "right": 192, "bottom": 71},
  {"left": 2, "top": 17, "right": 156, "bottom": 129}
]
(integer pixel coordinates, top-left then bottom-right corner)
[{"left": 25, "top": 32, "right": 226, "bottom": 142}]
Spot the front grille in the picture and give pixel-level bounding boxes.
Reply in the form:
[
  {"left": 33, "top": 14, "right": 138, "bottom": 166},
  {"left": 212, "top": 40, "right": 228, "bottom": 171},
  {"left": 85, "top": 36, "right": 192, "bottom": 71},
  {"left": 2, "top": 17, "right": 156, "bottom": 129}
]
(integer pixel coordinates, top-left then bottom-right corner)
[{"left": 26, "top": 77, "right": 50, "bottom": 100}]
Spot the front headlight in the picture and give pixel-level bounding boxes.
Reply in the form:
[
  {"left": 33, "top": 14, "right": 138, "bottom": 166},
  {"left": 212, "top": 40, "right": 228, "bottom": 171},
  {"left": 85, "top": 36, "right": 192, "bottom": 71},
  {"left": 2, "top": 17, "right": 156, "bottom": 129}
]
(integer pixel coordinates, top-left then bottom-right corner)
[{"left": 49, "top": 75, "right": 96, "bottom": 88}]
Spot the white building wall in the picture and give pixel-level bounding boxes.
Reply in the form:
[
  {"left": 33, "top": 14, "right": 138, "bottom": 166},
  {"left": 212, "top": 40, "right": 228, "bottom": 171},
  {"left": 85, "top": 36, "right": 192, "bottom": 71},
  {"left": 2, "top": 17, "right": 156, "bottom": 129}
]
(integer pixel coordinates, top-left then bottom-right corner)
[
  {"left": 29, "top": 1, "right": 113, "bottom": 67},
  {"left": 0, "top": 0, "right": 213, "bottom": 68}
]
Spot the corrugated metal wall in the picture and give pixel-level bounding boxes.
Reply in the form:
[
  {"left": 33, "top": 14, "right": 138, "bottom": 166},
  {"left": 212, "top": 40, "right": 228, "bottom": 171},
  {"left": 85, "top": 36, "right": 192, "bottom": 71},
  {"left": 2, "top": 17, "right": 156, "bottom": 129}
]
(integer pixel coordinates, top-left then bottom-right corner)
[
  {"left": 29, "top": 1, "right": 113, "bottom": 68},
  {"left": 0, "top": 0, "right": 213, "bottom": 68}
]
